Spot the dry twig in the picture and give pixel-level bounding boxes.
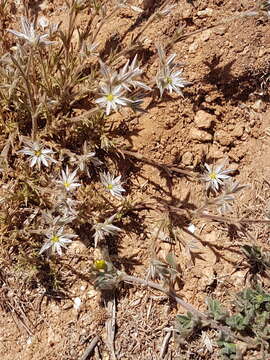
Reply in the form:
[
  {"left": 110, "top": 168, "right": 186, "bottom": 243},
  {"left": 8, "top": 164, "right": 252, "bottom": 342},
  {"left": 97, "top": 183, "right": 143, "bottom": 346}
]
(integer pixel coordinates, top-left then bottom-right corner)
[
  {"left": 159, "top": 329, "right": 172, "bottom": 359},
  {"left": 105, "top": 295, "right": 117, "bottom": 360},
  {"left": 80, "top": 335, "right": 100, "bottom": 360}
]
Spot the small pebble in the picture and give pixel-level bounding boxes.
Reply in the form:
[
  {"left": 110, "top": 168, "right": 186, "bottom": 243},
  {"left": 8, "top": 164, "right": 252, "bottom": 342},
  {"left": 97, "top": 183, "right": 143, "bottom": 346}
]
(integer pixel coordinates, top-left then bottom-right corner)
[
  {"left": 200, "top": 29, "right": 211, "bottom": 42},
  {"left": 197, "top": 8, "right": 213, "bottom": 17},
  {"left": 189, "top": 42, "right": 199, "bottom": 53},
  {"left": 74, "top": 297, "right": 82, "bottom": 311}
]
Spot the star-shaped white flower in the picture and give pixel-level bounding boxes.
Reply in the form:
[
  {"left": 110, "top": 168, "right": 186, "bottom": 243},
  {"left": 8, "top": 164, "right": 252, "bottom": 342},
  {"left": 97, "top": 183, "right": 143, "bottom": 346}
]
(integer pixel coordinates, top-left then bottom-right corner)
[
  {"left": 8, "top": 16, "right": 54, "bottom": 47},
  {"left": 156, "top": 46, "right": 190, "bottom": 97},
  {"left": 39, "top": 227, "right": 77, "bottom": 256},
  {"left": 202, "top": 162, "right": 232, "bottom": 192},
  {"left": 157, "top": 67, "right": 189, "bottom": 96},
  {"left": 57, "top": 166, "right": 81, "bottom": 192},
  {"left": 100, "top": 172, "right": 125, "bottom": 198},
  {"left": 95, "top": 84, "right": 131, "bottom": 115},
  {"left": 18, "top": 140, "right": 56, "bottom": 169}
]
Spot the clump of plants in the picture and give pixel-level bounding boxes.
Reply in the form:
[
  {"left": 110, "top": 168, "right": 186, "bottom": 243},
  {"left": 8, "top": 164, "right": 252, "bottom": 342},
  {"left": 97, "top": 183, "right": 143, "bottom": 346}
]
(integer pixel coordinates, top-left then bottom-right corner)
[
  {"left": 173, "top": 283, "right": 270, "bottom": 359},
  {"left": 0, "top": 0, "right": 270, "bottom": 358},
  {"left": 0, "top": 0, "right": 188, "bottom": 267}
]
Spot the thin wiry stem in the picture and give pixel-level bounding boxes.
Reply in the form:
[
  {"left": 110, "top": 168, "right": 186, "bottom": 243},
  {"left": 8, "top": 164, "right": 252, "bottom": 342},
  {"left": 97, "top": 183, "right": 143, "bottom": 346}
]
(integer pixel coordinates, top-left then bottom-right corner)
[
  {"left": 120, "top": 149, "right": 196, "bottom": 177},
  {"left": 122, "top": 274, "right": 206, "bottom": 319},
  {"left": 10, "top": 54, "right": 38, "bottom": 140},
  {"left": 132, "top": 0, "right": 172, "bottom": 44}
]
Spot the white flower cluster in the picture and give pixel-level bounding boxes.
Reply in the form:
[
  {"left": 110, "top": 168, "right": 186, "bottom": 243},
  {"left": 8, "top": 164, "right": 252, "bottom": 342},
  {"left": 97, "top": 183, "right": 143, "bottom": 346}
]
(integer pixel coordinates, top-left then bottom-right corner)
[
  {"left": 95, "top": 56, "right": 150, "bottom": 115},
  {"left": 18, "top": 138, "right": 125, "bottom": 256},
  {"left": 156, "top": 45, "right": 190, "bottom": 97},
  {"left": 8, "top": 17, "right": 55, "bottom": 47}
]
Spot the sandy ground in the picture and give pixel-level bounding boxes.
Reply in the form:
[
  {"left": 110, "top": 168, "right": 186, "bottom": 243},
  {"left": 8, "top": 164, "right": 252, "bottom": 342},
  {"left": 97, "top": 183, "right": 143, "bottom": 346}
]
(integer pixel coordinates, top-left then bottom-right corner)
[{"left": 1, "top": 0, "right": 270, "bottom": 359}]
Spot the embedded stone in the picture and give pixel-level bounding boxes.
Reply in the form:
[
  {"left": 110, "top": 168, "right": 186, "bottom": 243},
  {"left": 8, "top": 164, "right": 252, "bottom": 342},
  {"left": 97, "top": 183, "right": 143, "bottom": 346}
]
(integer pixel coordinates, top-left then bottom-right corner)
[
  {"left": 189, "top": 42, "right": 199, "bottom": 53},
  {"left": 200, "top": 29, "right": 211, "bottom": 42},
  {"left": 182, "top": 151, "right": 194, "bottom": 165},
  {"left": 194, "top": 110, "right": 214, "bottom": 129},
  {"left": 197, "top": 8, "right": 213, "bottom": 17}
]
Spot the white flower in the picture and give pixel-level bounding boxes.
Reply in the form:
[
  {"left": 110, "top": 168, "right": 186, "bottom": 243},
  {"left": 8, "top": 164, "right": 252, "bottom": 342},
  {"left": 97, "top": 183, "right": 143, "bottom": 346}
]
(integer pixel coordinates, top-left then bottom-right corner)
[
  {"left": 18, "top": 140, "right": 56, "bottom": 169},
  {"left": 202, "top": 162, "right": 232, "bottom": 192},
  {"left": 118, "top": 55, "right": 151, "bottom": 91},
  {"left": 157, "top": 67, "right": 189, "bottom": 96},
  {"left": 100, "top": 172, "right": 125, "bottom": 198},
  {"left": 8, "top": 16, "right": 54, "bottom": 47},
  {"left": 57, "top": 166, "right": 81, "bottom": 192},
  {"left": 156, "top": 46, "right": 190, "bottom": 97},
  {"left": 39, "top": 227, "right": 77, "bottom": 256},
  {"left": 95, "top": 84, "right": 131, "bottom": 115},
  {"left": 71, "top": 142, "right": 102, "bottom": 174},
  {"left": 93, "top": 215, "right": 121, "bottom": 247}
]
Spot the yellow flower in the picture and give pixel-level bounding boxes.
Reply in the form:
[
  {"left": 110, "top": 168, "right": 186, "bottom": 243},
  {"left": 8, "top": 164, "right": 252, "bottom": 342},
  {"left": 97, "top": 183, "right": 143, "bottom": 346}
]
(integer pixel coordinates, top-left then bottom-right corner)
[{"left": 94, "top": 259, "right": 107, "bottom": 270}]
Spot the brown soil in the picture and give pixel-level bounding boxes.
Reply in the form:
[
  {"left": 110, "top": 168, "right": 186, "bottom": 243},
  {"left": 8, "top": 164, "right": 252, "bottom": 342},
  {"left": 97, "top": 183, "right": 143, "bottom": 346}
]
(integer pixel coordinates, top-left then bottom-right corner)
[{"left": 1, "top": 1, "right": 270, "bottom": 359}]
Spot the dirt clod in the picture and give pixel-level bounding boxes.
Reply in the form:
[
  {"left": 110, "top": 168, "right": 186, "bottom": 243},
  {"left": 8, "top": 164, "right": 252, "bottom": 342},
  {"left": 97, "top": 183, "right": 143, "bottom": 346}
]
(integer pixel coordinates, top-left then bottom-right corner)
[
  {"left": 215, "top": 129, "right": 233, "bottom": 146},
  {"left": 194, "top": 110, "right": 215, "bottom": 129},
  {"left": 231, "top": 123, "right": 244, "bottom": 138},
  {"left": 190, "top": 128, "right": 213, "bottom": 142},
  {"left": 181, "top": 151, "right": 194, "bottom": 166}
]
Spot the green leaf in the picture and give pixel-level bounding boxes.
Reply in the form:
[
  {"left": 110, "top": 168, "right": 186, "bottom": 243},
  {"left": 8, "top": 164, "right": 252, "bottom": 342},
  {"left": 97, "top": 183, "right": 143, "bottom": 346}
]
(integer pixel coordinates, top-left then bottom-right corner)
[
  {"left": 166, "top": 252, "right": 177, "bottom": 269},
  {"left": 206, "top": 297, "right": 228, "bottom": 321},
  {"left": 175, "top": 312, "right": 201, "bottom": 339},
  {"left": 226, "top": 314, "right": 248, "bottom": 331}
]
